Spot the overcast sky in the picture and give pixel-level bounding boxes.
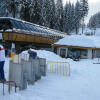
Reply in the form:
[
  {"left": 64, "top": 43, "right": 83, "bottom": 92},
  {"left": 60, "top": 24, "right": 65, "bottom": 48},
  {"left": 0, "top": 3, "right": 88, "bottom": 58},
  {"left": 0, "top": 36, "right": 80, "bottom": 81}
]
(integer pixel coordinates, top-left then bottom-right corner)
[{"left": 63, "top": 0, "right": 100, "bottom": 24}]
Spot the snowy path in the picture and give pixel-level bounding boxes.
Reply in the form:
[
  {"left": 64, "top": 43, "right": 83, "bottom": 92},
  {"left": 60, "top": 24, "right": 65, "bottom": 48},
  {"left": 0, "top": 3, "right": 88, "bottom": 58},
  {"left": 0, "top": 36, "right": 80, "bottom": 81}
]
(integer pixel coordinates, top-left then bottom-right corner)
[{"left": 1, "top": 57, "right": 100, "bottom": 100}]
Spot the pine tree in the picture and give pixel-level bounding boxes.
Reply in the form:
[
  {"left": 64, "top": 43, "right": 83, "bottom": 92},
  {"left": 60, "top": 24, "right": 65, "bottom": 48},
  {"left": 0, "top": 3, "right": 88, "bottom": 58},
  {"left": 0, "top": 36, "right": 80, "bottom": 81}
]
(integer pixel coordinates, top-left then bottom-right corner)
[
  {"left": 41, "top": 0, "right": 51, "bottom": 27},
  {"left": 0, "top": 0, "right": 89, "bottom": 35},
  {"left": 20, "top": 0, "right": 32, "bottom": 21},
  {"left": 80, "top": 0, "right": 88, "bottom": 18},
  {"left": 49, "top": 0, "right": 56, "bottom": 29},
  {"left": 88, "top": 12, "right": 100, "bottom": 29},
  {"left": 64, "top": 2, "right": 75, "bottom": 34},
  {"left": 0, "top": 0, "right": 6, "bottom": 17},
  {"left": 30, "top": 0, "right": 43, "bottom": 25},
  {"left": 56, "top": 0, "right": 64, "bottom": 31},
  {"left": 69, "top": 4, "right": 75, "bottom": 32},
  {"left": 63, "top": 2, "right": 69, "bottom": 33},
  {"left": 0, "top": 0, "right": 19, "bottom": 17},
  {"left": 80, "top": 0, "right": 89, "bottom": 33},
  {"left": 74, "top": 0, "right": 82, "bottom": 34}
]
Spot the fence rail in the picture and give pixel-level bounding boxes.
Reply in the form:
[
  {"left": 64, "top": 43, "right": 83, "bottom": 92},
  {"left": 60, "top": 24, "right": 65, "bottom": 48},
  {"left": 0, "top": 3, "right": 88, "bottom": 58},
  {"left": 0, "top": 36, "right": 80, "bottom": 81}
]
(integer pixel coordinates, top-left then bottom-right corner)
[{"left": 47, "top": 61, "right": 70, "bottom": 76}]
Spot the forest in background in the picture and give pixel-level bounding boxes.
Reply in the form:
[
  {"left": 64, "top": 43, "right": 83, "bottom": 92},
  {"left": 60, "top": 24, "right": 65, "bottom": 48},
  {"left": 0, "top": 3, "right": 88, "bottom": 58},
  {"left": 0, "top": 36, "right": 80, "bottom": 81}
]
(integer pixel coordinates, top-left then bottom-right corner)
[
  {"left": 88, "top": 12, "right": 100, "bottom": 30},
  {"left": 0, "top": 0, "right": 88, "bottom": 34}
]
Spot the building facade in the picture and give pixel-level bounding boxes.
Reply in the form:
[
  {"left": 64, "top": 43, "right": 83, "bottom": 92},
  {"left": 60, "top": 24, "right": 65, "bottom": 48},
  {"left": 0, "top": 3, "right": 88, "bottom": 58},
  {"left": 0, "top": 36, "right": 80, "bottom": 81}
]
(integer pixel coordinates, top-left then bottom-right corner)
[{"left": 53, "top": 35, "right": 100, "bottom": 59}]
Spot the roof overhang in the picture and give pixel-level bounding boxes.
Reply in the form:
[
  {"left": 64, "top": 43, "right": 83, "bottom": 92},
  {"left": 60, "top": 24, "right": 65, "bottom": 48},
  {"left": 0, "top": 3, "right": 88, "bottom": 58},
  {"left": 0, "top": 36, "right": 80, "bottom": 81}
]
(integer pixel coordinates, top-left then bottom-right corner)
[{"left": 53, "top": 44, "right": 100, "bottom": 50}]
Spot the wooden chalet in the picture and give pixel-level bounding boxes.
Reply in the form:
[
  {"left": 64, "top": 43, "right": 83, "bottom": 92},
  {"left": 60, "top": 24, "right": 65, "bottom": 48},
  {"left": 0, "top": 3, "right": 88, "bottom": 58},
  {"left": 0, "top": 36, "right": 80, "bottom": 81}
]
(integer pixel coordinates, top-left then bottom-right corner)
[{"left": 53, "top": 35, "right": 100, "bottom": 59}]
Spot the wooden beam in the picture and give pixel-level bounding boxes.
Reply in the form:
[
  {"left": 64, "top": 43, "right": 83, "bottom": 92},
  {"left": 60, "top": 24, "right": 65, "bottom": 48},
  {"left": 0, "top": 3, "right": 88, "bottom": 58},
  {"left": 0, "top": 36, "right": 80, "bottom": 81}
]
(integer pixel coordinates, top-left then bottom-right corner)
[
  {"left": 2, "top": 32, "right": 58, "bottom": 44},
  {"left": 53, "top": 44, "right": 100, "bottom": 50}
]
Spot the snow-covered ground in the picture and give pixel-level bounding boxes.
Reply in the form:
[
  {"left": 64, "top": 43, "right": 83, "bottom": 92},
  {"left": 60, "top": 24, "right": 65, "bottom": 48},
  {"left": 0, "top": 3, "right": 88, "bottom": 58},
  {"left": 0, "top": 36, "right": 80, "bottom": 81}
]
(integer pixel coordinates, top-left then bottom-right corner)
[
  {"left": 95, "top": 28, "right": 100, "bottom": 36},
  {"left": 71, "top": 28, "right": 100, "bottom": 36},
  {"left": 1, "top": 50, "right": 100, "bottom": 100}
]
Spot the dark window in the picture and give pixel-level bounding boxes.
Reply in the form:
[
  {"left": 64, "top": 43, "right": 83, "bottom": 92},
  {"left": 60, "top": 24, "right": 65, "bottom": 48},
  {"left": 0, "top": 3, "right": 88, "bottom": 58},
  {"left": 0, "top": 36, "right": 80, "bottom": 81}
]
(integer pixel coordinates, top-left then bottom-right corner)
[
  {"left": 0, "top": 19, "right": 12, "bottom": 30},
  {"left": 54, "top": 47, "right": 57, "bottom": 54},
  {"left": 60, "top": 48, "right": 66, "bottom": 57}
]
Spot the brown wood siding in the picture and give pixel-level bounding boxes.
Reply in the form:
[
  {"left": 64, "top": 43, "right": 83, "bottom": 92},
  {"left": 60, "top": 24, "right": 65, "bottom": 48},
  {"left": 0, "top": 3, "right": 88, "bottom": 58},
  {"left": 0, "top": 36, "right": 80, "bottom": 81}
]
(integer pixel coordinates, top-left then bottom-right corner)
[{"left": 2, "top": 32, "right": 57, "bottom": 44}]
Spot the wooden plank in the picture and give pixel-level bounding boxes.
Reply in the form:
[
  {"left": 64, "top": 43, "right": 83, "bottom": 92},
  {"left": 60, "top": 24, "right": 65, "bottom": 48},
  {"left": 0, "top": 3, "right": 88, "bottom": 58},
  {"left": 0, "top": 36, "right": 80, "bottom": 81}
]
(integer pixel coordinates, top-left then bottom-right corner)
[{"left": 2, "top": 32, "right": 57, "bottom": 44}]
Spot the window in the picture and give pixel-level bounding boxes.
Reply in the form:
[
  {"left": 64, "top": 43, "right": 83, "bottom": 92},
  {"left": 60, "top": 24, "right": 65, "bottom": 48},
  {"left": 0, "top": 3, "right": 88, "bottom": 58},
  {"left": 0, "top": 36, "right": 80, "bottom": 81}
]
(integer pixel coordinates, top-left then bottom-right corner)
[
  {"left": 81, "top": 50, "right": 88, "bottom": 58},
  {"left": 54, "top": 47, "right": 57, "bottom": 54},
  {"left": 60, "top": 48, "right": 66, "bottom": 57}
]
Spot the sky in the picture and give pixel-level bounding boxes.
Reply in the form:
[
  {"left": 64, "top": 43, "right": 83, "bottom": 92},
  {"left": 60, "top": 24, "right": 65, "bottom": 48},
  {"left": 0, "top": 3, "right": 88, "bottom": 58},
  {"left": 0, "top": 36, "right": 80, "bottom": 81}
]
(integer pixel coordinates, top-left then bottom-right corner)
[{"left": 63, "top": 0, "right": 100, "bottom": 24}]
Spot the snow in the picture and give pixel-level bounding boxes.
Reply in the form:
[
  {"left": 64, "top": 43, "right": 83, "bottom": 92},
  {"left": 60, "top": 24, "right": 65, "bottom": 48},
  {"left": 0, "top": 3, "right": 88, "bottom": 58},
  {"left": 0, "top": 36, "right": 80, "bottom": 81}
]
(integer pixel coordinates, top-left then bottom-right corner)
[
  {"left": 0, "top": 17, "right": 66, "bottom": 38},
  {"left": 72, "top": 28, "right": 100, "bottom": 36},
  {"left": 78, "top": 28, "right": 92, "bottom": 35},
  {"left": 82, "top": 28, "right": 100, "bottom": 36},
  {"left": 1, "top": 50, "right": 100, "bottom": 100},
  {"left": 55, "top": 35, "right": 100, "bottom": 48},
  {"left": 6, "top": 29, "right": 13, "bottom": 32},
  {"left": 21, "top": 49, "right": 66, "bottom": 61},
  {"left": 95, "top": 28, "right": 100, "bottom": 36}
]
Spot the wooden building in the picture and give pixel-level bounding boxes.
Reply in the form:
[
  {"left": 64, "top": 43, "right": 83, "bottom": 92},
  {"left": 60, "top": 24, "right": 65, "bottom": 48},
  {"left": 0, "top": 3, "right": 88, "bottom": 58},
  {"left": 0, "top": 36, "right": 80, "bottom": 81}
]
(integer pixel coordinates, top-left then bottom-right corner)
[
  {"left": 0, "top": 17, "right": 66, "bottom": 52},
  {"left": 53, "top": 35, "right": 100, "bottom": 59}
]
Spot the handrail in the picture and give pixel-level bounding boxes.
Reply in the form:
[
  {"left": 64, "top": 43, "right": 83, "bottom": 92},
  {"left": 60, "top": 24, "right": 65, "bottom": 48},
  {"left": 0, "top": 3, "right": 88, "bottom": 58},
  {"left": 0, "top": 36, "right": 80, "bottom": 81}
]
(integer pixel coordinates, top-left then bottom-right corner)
[{"left": 47, "top": 61, "right": 70, "bottom": 76}]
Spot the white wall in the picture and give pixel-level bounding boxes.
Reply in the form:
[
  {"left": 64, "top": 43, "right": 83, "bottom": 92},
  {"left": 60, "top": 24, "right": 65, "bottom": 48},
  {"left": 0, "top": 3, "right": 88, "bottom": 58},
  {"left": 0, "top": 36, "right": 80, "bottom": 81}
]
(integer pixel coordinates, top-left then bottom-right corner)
[
  {"left": 57, "top": 48, "right": 61, "bottom": 55},
  {"left": 87, "top": 50, "right": 92, "bottom": 59},
  {"left": 57, "top": 47, "right": 68, "bottom": 57},
  {"left": 65, "top": 48, "right": 68, "bottom": 57}
]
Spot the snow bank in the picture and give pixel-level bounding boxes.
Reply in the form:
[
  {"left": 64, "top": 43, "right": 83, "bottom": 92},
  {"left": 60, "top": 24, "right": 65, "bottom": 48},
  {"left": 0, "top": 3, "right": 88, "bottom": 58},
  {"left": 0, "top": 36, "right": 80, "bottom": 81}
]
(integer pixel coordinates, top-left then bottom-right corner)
[
  {"left": 1, "top": 57, "right": 100, "bottom": 100},
  {"left": 21, "top": 49, "right": 68, "bottom": 62},
  {"left": 1, "top": 49, "right": 100, "bottom": 100}
]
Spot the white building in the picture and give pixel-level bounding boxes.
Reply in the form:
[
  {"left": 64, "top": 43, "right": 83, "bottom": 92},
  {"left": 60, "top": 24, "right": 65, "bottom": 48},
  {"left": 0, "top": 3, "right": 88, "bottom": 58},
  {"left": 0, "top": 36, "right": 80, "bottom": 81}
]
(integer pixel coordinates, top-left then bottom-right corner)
[{"left": 53, "top": 35, "right": 100, "bottom": 59}]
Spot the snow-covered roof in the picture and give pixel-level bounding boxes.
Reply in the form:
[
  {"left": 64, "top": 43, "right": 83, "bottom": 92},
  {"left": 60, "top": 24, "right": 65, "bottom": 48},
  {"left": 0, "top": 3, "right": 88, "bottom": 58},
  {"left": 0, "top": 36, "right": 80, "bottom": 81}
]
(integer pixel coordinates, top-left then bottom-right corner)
[
  {"left": 54, "top": 35, "right": 100, "bottom": 49},
  {"left": 0, "top": 17, "right": 67, "bottom": 39}
]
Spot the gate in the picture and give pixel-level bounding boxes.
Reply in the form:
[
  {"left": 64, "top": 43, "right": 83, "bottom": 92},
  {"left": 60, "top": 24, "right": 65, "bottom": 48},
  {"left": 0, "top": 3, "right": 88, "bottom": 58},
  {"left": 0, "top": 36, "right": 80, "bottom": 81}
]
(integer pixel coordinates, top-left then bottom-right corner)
[{"left": 47, "top": 61, "right": 70, "bottom": 76}]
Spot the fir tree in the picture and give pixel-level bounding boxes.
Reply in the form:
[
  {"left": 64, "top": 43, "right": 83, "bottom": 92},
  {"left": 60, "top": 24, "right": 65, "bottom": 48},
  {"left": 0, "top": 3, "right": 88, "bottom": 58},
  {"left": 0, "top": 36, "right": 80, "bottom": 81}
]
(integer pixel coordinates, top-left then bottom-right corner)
[
  {"left": 30, "top": 0, "right": 43, "bottom": 25},
  {"left": 20, "top": 0, "right": 31, "bottom": 21},
  {"left": 49, "top": 0, "right": 56, "bottom": 29},
  {"left": 56, "top": 0, "right": 64, "bottom": 31},
  {"left": 88, "top": 12, "right": 100, "bottom": 29},
  {"left": 63, "top": 2, "right": 71, "bottom": 33},
  {"left": 74, "top": 0, "right": 82, "bottom": 34},
  {"left": 80, "top": 0, "right": 88, "bottom": 17},
  {"left": 64, "top": 2, "right": 75, "bottom": 34},
  {"left": 41, "top": 0, "right": 51, "bottom": 27},
  {"left": 0, "top": 0, "right": 19, "bottom": 18},
  {"left": 80, "top": 0, "right": 89, "bottom": 33}
]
